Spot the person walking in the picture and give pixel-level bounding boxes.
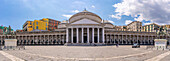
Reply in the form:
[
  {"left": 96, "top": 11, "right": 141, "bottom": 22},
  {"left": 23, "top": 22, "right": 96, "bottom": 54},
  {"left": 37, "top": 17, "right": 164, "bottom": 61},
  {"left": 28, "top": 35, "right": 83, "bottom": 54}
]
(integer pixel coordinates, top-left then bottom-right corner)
[{"left": 116, "top": 43, "right": 119, "bottom": 48}]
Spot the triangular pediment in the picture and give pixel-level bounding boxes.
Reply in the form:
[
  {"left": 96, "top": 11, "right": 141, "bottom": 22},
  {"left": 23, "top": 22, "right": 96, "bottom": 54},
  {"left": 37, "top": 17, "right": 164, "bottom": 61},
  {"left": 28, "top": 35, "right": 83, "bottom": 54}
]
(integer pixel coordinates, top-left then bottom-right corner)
[{"left": 71, "top": 18, "right": 100, "bottom": 24}]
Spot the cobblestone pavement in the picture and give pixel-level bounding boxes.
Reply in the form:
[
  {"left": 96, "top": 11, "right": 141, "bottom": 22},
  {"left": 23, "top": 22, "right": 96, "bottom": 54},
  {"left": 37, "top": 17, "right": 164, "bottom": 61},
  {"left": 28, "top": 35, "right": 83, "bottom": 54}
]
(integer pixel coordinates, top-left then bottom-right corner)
[{"left": 0, "top": 46, "right": 169, "bottom": 61}]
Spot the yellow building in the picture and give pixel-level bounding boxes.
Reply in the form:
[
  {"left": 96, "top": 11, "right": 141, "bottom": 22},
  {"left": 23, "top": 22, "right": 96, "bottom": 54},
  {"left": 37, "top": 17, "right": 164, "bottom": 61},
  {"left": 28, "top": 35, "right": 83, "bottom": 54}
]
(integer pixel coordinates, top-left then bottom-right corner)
[
  {"left": 164, "top": 25, "right": 170, "bottom": 28},
  {"left": 142, "top": 23, "right": 160, "bottom": 32},
  {"left": 23, "top": 21, "right": 33, "bottom": 31},
  {"left": 23, "top": 18, "right": 49, "bottom": 32},
  {"left": 33, "top": 18, "right": 49, "bottom": 31}
]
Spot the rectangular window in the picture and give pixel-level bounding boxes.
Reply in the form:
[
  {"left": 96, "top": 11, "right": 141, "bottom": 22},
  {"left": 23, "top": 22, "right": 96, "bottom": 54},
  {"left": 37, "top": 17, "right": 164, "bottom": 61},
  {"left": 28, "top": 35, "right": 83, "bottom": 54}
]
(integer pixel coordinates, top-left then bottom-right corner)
[
  {"left": 36, "top": 22, "right": 38, "bottom": 25},
  {"left": 36, "top": 26, "right": 38, "bottom": 29},
  {"left": 46, "top": 23, "right": 47, "bottom": 26},
  {"left": 30, "top": 22, "right": 32, "bottom": 25},
  {"left": 46, "top": 27, "right": 47, "bottom": 30},
  {"left": 28, "top": 26, "right": 32, "bottom": 28}
]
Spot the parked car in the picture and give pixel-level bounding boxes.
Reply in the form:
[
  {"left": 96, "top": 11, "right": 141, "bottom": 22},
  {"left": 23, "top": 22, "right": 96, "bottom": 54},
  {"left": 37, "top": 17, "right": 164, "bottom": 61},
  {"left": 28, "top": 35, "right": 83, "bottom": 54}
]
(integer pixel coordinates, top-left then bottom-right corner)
[{"left": 132, "top": 43, "right": 140, "bottom": 48}]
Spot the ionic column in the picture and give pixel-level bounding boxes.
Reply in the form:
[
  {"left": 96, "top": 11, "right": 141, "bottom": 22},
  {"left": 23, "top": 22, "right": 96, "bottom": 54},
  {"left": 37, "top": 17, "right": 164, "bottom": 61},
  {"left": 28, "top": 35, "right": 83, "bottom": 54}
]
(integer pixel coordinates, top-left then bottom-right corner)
[
  {"left": 39, "top": 35, "right": 41, "bottom": 44},
  {"left": 102, "top": 28, "right": 105, "bottom": 43},
  {"left": 60, "top": 35, "right": 62, "bottom": 44},
  {"left": 118, "top": 34, "right": 119, "bottom": 44},
  {"left": 82, "top": 28, "right": 84, "bottom": 43},
  {"left": 76, "top": 28, "right": 79, "bottom": 43},
  {"left": 152, "top": 35, "right": 153, "bottom": 44},
  {"left": 109, "top": 34, "right": 111, "bottom": 44},
  {"left": 132, "top": 35, "right": 134, "bottom": 44},
  {"left": 44, "top": 35, "right": 45, "bottom": 44},
  {"left": 87, "top": 28, "right": 89, "bottom": 43},
  {"left": 66, "top": 28, "right": 68, "bottom": 43},
  {"left": 25, "top": 36, "right": 27, "bottom": 44},
  {"left": 98, "top": 28, "right": 100, "bottom": 43},
  {"left": 33, "top": 35, "right": 34, "bottom": 44},
  {"left": 0, "top": 36, "right": 2, "bottom": 45},
  {"left": 126, "top": 35, "right": 127, "bottom": 44},
  {"left": 137, "top": 35, "right": 138, "bottom": 44},
  {"left": 144, "top": 35, "right": 146, "bottom": 44},
  {"left": 129, "top": 34, "right": 131, "bottom": 44},
  {"left": 92, "top": 28, "right": 94, "bottom": 43},
  {"left": 122, "top": 34, "right": 123, "bottom": 44},
  {"left": 37, "top": 35, "right": 38, "bottom": 44},
  {"left": 114, "top": 34, "right": 115, "bottom": 44},
  {"left": 71, "top": 28, "right": 73, "bottom": 43},
  {"left": 47, "top": 35, "right": 50, "bottom": 44},
  {"left": 141, "top": 35, "right": 143, "bottom": 44},
  {"left": 55, "top": 35, "right": 57, "bottom": 44},
  {"left": 148, "top": 35, "right": 149, "bottom": 42}
]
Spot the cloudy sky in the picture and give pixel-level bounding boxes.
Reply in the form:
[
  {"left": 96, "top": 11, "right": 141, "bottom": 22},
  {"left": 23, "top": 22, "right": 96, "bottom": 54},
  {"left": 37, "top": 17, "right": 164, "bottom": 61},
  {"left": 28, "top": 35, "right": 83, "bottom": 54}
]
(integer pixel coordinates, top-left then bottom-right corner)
[{"left": 0, "top": 0, "right": 169, "bottom": 30}]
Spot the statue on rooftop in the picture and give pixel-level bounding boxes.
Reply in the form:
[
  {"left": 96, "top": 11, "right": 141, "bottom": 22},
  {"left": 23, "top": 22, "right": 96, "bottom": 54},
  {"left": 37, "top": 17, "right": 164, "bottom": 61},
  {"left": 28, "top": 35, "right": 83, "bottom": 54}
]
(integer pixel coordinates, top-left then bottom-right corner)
[
  {"left": 3, "top": 25, "right": 15, "bottom": 36},
  {"left": 154, "top": 26, "right": 168, "bottom": 38}
]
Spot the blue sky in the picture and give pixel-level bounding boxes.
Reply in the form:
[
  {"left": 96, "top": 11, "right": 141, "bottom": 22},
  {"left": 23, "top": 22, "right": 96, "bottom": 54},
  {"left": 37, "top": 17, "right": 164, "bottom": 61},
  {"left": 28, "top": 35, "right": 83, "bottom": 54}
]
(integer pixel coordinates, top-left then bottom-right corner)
[{"left": 0, "top": 0, "right": 169, "bottom": 30}]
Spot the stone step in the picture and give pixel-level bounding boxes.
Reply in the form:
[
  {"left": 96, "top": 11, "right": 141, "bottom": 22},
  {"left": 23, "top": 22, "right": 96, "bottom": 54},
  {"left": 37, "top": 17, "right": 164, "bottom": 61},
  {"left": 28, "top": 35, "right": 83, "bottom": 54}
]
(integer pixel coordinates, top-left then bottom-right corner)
[{"left": 64, "top": 43, "right": 106, "bottom": 46}]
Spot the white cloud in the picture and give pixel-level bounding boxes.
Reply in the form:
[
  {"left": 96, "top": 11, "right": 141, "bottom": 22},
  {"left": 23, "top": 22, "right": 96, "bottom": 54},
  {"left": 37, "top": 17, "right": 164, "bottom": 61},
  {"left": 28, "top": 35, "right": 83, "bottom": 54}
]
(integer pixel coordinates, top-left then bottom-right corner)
[
  {"left": 108, "top": 20, "right": 115, "bottom": 23},
  {"left": 72, "top": 10, "right": 80, "bottom": 13},
  {"left": 91, "top": 5, "right": 95, "bottom": 8},
  {"left": 112, "top": 0, "right": 170, "bottom": 25},
  {"left": 62, "top": 14, "right": 73, "bottom": 18},
  {"left": 134, "top": 15, "right": 144, "bottom": 21},
  {"left": 144, "top": 23, "right": 152, "bottom": 25},
  {"left": 109, "top": 14, "right": 121, "bottom": 19},
  {"left": 125, "top": 20, "right": 132, "bottom": 25}
]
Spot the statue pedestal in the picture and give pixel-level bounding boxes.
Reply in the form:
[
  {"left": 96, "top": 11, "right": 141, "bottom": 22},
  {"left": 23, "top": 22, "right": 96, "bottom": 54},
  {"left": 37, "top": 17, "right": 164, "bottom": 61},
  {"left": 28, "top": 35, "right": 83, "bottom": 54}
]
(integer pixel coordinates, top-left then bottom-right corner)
[
  {"left": 5, "top": 39, "right": 17, "bottom": 46},
  {"left": 154, "top": 39, "right": 167, "bottom": 50}
]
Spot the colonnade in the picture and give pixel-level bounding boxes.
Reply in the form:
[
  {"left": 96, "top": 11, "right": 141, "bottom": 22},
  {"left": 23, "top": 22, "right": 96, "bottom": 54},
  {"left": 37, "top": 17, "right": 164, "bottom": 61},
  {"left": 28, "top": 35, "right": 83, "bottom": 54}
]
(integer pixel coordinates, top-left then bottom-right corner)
[
  {"left": 105, "top": 34, "right": 170, "bottom": 45},
  {"left": 0, "top": 31, "right": 170, "bottom": 45},
  {"left": 66, "top": 27, "right": 105, "bottom": 43},
  {"left": 0, "top": 34, "right": 66, "bottom": 45}
]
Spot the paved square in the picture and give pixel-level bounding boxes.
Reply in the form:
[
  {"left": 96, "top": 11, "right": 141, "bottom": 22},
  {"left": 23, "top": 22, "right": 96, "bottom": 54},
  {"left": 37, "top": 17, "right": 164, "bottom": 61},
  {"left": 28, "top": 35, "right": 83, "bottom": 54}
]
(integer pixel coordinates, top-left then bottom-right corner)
[{"left": 0, "top": 46, "right": 169, "bottom": 61}]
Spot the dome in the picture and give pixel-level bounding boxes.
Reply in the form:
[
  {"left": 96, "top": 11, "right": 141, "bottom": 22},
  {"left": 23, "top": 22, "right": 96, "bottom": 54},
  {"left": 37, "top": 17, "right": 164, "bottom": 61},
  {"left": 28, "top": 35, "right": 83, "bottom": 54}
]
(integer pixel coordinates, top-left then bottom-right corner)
[{"left": 69, "top": 9, "right": 102, "bottom": 23}]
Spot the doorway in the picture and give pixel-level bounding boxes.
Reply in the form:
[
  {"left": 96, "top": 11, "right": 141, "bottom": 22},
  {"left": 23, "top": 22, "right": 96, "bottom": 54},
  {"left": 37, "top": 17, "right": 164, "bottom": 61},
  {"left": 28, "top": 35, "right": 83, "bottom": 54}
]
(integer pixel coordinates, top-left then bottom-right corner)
[
  {"left": 73, "top": 37, "right": 76, "bottom": 43},
  {"left": 84, "top": 36, "right": 87, "bottom": 43},
  {"left": 94, "top": 36, "right": 97, "bottom": 43}
]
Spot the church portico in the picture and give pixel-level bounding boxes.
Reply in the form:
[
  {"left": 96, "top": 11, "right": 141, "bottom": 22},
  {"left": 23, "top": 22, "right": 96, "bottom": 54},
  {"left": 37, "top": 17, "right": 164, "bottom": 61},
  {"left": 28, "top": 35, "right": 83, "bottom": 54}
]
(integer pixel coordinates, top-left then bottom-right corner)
[{"left": 66, "top": 27, "right": 104, "bottom": 44}]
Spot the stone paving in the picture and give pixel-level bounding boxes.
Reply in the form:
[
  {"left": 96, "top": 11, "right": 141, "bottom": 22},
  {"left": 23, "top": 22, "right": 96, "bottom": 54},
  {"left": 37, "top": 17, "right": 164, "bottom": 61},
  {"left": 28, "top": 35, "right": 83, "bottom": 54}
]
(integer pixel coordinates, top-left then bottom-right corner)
[
  {"left": 160, "top": 52, "right": 170, "bottom": 61},
  {"left": 0, "top": 46, "right": 169, "bottom": 61},
  {"left": 0, "top": 52, "right": 11, "bottom": 61}
]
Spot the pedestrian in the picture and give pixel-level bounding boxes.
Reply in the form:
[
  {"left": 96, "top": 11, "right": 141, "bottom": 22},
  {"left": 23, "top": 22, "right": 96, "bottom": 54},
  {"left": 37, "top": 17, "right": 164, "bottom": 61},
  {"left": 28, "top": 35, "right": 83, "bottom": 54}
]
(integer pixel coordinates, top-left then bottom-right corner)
[{"left": 116, "top": 43, "right": 119, "bottom": 48}]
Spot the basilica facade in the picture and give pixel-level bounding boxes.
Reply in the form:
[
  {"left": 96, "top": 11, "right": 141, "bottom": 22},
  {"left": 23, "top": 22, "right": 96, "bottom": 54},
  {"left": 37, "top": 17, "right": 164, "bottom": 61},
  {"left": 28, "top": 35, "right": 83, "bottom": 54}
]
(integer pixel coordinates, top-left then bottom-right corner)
[
  {"left": 0, "top": 10, "right": 170, "bottom": 45},
  {"left": 60, "top": 10, "right": 106, "bottom": 44}
]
